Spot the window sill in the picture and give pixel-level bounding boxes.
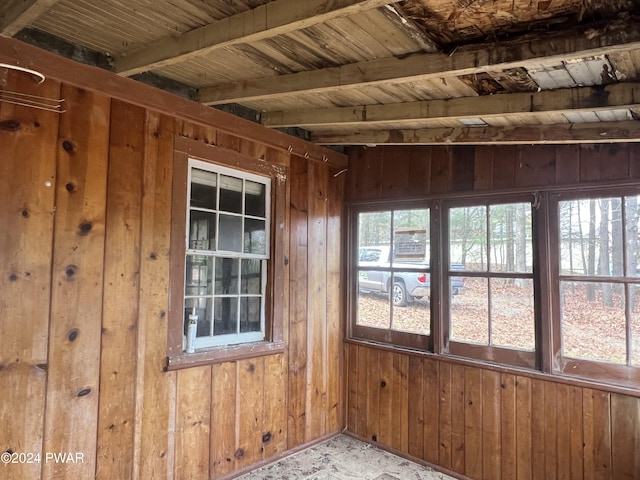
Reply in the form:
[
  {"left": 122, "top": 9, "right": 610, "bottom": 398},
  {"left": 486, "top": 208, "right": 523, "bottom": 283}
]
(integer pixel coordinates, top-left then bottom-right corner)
[{"left": 165, "top": 340, "right": 285, "bottom": 371}]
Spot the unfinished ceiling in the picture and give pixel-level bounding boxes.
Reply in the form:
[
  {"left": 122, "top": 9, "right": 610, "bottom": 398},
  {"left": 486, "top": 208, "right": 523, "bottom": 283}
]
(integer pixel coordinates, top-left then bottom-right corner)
[{"left": 2, "top": 0, "right": 640, "bottom": 146}]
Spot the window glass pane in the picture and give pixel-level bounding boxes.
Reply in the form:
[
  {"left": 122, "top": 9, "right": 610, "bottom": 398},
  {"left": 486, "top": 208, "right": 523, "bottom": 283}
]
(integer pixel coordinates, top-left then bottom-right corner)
[
  {"left": 491, "top": 278, "right": 535, "bottom": 350},
  {"left": 241, "top": 259, "right": 262, "bottom": 294},
  {"left": 559, "top": 198, "right": 624, "bottom": 277},
  {"left": 214, "top": 297, "right": 238, "bottom": 335},
  {"left": 561, "top": 281, "right": 626, "bottom": 363},
  {"left": 625, "top": 195, "right": 640, "bottom": 278},
  {"left": 392, "top": 209, "right": 429, "bottom": 267},
  {"left": 245, "top": 180, "right": 266, "bottom": 217},
  {"left": 190, "top": 168, "right": 217, "bottom": 209},
  {"left": 244, "top": 218, "right": 266, "bottom": 254},
  {"left": 450, "top": 206, "right": 487, "bottom": 272},
  {"left": 358, "top": 211, "right": 391, "bottom": 261},
  {"left": 489, "top": 203, "right": 532, "bottom": 273},
  {"left": 240, "top": 297, "right": 262, "bottom": 332},
  {"left": 215, "top": 257, "right": 239, "bottom": 295},
  {"left": 184, "top": 297, "right": 212, "bottom": 337},
  {"left": 189, "top": 211, "right": 216, "bottom": 250},
  {"left": 389, "top": 272, "right": 430, "bottom": 334},
  {"left": 219, "top": 175, "right": 243, "bottom": 213},
  {"left": 356, "top": 285, "right": 391, "bottom": 329},
  {"left": 218, "top": 214, "right": 243, "bottom": 252},
  {"left": 184, "top": 255, "right": 213, "bottom": 296},
  {"left": 451, "top": 277, "right": 489, "bottom": 344}
]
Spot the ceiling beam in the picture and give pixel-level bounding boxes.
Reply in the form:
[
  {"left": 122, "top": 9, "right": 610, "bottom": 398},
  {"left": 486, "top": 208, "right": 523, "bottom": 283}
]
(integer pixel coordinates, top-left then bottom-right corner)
[
  {"left": 263, "top": 82, "right": 640, "bottom": 128},
  {"left": 199, "top": 18, "right": 640, "bottom": 105},
  {"left": 114, "top": 0, "right": 397, "bottom": 76},
  {"left": 312, "top": 121, "right": 640, "bottom": 145},
  {"left": 0, "top": 0, "right": 61, "bottom": 36}
]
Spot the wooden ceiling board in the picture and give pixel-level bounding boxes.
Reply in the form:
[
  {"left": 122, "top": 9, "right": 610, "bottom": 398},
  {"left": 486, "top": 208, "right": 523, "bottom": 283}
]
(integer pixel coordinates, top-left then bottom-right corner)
[{"left": 30, "top": 0, "right": 270, "bottom": 54}]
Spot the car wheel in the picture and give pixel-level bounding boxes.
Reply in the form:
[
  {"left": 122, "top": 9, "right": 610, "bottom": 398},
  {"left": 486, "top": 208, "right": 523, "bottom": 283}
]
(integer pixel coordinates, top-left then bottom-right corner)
[{"left": 392, "top": 281, "right": 409, "bottom": 307}]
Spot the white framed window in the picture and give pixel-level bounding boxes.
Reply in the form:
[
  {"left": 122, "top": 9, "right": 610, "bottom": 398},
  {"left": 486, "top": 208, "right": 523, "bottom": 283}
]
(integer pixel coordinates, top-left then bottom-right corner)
[{"left": 183, "top": 159, "right": 271, "bottom": 350}]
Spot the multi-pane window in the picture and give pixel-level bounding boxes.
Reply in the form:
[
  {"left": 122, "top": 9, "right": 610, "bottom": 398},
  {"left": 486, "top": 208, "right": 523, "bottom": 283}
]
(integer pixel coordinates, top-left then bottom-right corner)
[
  {"left": 354, "top": 208, "right": 431, "bottom": 349},
  {"left": 184, "top": 159, "right": 270, "bottom": 350},
  {"left": 350, "top": 189, "right": 640, "bottom": 387},
  {"left": 446, "top": 200, "right": 535, "bottom": 367},
  {"left": 553, "top": 191, "right": 640, "bottom": 376}
]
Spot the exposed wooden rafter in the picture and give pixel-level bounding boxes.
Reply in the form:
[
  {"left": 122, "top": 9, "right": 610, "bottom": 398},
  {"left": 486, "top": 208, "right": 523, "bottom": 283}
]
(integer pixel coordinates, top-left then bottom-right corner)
[
  {"left": 114, "top": 0, "right": 400, "bottom": 76},
  {"left": 262, "top": 82, "right": 640, "bottom": 128},
  {"left": 312, "top": 120, "right": 640, "bottom": 145},
  {"left": 0, "top": 0, "right": 61, "bottom": 36},
  {"left": 198, "top": 18, "right": 640, "bottom": 105}
]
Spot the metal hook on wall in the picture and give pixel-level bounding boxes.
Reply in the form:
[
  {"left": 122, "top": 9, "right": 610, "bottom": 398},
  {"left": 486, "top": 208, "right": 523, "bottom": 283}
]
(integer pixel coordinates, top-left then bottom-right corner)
[{"left": 0, "top": 63, "right": 45, "bottom": 84}]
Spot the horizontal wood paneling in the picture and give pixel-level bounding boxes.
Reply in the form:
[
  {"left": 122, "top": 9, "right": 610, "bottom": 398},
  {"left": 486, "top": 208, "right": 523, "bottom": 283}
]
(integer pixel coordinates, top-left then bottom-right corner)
[
  {"left": 0, "top": 61, "right": 345, "bottom": 480},
  {"left": 345, "top": 343, "right": 640, "bottom": 480}
]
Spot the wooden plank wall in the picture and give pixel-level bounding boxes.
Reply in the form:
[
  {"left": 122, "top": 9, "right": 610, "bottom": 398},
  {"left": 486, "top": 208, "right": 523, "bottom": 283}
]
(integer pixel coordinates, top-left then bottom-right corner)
[
  {"left": 346, "top": 343, "right": 640, "bottom": 480},
  {"left": 0, "top": 70, "right": 343, "bottom": 480},
  {"left": 345, "top": 144, "right": 640, "bottom": 479}
]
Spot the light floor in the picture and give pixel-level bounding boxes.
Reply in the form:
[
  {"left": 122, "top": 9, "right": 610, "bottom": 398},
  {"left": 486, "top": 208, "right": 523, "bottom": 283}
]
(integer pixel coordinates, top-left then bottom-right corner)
[{"left": 236, "top": 434, "right": 457, "bottom": 480}]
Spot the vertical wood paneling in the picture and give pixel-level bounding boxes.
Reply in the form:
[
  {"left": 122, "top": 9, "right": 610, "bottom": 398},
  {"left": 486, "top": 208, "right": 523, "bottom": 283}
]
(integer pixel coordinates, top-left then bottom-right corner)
[
  {"left": 210, "top": 361, "right": 237, "bottom": 478},
  {"left": 515, "top": 376, "right": 532, "bottom": 480},
  {"left": 263, "top": 353, "right": 288, "bottom": 458},
  {"left": 0, "top": 74, "right": 60, "bottom": 480},
  {"left": 326, "top": 166, "right": 343, "bottom": 433},
  {"left": 378, "top": 350, "right": 394, "bottom": 446},
  {"left": 500, "top": 374, "right": 517, "bottom": 480},
  {"left": 408, "top": 356, "right": 424, "bottom": 458},
  {"left": 136, "top": 112, "right": 177, "bottom": 480},
  {"left": 464, "top": 367, "right": 483, "bottom": 479},
  {"left": 175, "top": 366, "right": 211, "bottom": 480},
  {"left": 236, "top": 358, "right": 265, "bottom": 470},
  {"left": 96, "top": 100, "right": 145, "bottom": 480},
  {"left": 450, "top": 363, "right": 466, "bottom": 474},
  {"left": 406, "top": 146, "right": 432, "bottom": 197},
  {"left": 394, "top": 352, "right": 409, "bottom": 452},
  {"left": 422, "top": 359, "right": 439, "bottom": 465},
  {"left": 611, "top": 394, "right": 640, "bottom": 479},
  {"left": 555, "top": 144, "right": 580, "bottom": 184},
  {"left": 482, "top": 370, "right": 501, "bottom": 480},
  {"left": 430, "top": 146, "right": 452, "bottom": 194},
  {"left": 42, "top": 85, "right": 110, "bottom": 480},
  {"left": 544, "top": 381, "right": 558, "bottom": 480},
  {"left": 438, "top": 362, "right": 453, "bottom": 470},
  {"left": 355, "top": 345, "right": 368, "bottom": 438},
  {"left": 531, "top": 379, "right": 546, "bottom": 480},
  {"left": 514, "top": 145, "right": 556, "bottom": 187},
  {"left": 583, "top": 389, "right": 612, "bottom": 480},
  {"left": 473, "top": 146, "right": 494, "bottom": 190},
  {"left": 306, "top": 161, "right": 329, "bottom": 440},
  {"left": 287, "top": 155, "right": 308, "bottom": 448},
  {"left": 346, "top": 344, "right": 359, "bottom": 435},
  {"left": 365, "top": 347, "right": 380, "bottom": 442}
]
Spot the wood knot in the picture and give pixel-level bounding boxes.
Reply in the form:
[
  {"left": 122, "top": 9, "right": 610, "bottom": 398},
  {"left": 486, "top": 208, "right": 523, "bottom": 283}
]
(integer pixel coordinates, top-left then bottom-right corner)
[
  {"left": 21, "top": 210, "right": 29, "bottom": 217},
  {"left": 66, "top": 183, "right": 75, "bottom": 192},
  {"left": 8, "top": 273, "right": 18, "bottom": 282},
  {"left": 77, "top": 387, "right": 91, "bottom": 397},
  {"left": 0, "top": 120, "right": 20, "bottom": 131},
  {"left": 62, "top": 140, "right": 74, "bottom": 152},
  {"left": 68, "top": 329, "right": 79, "bottom": 342},
  {"left": 65, "top": 265, "right": 78, "bottom": 278},
  {"left": 78, "top": 222, "right": 92, "bottom": 235},
  {"left": 234, "top": 448, "right": 245, "bottom": 459},
  {"left": 262, "top": 432, "right": 272, "bottom": 443},
  {"left": 380, "top": 380, "right": 387, "bottom": 388}
]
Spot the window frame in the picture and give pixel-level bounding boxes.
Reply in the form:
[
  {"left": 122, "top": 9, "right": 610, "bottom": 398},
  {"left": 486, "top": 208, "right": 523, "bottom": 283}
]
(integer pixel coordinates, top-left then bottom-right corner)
[
  {"left": 548, "top": 186, "right": 640, "bottom": 386},
  {"left": 349, "top": 202, "right": 433, "bottom": 352},
  {"left": 166, "top": 137, "right": 286, "bottom": 370},
  {"left": 349, "top": 184, "right": 640, "bottom": 389},
  {"left": 441, "top": 195, "right": 539, "bottom": 370}
]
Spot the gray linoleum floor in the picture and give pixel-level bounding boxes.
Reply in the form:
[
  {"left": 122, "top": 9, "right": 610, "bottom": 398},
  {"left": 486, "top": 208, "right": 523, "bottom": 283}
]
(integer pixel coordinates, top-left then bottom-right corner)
[{"left": 236, "top": 434, "right": 457, "bottom": 480}]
